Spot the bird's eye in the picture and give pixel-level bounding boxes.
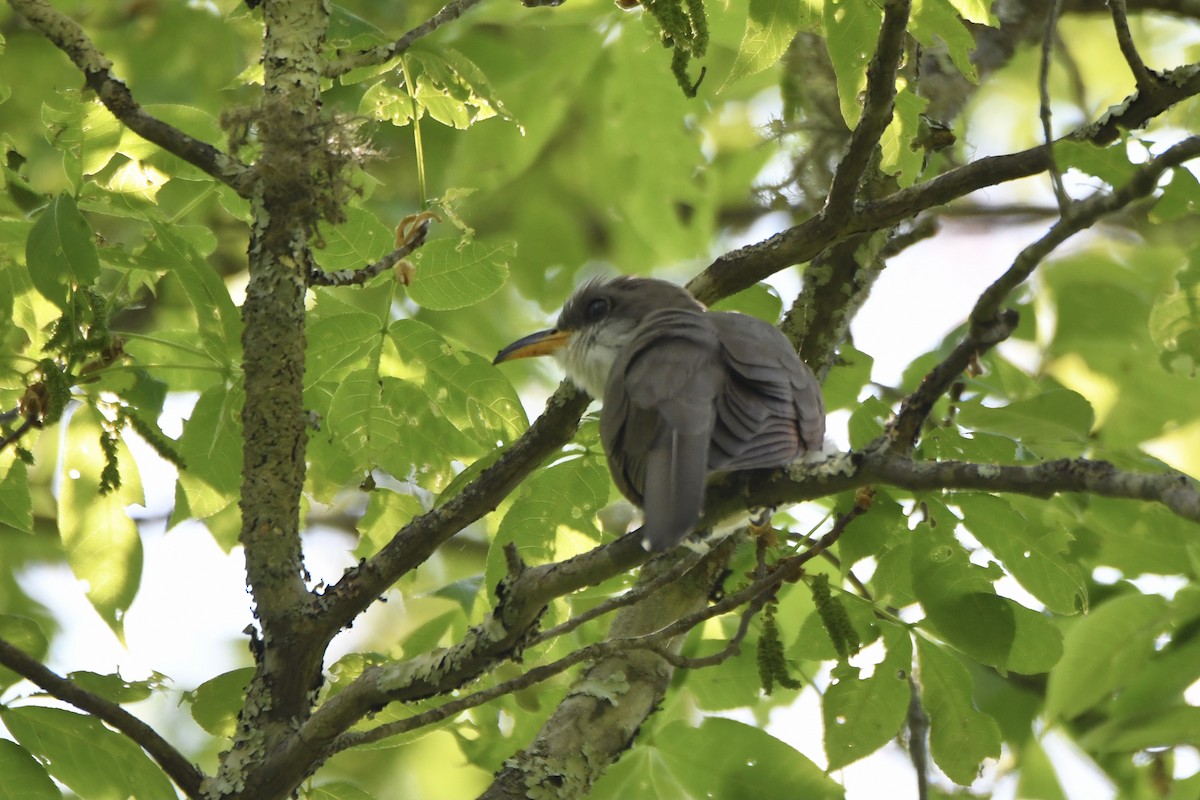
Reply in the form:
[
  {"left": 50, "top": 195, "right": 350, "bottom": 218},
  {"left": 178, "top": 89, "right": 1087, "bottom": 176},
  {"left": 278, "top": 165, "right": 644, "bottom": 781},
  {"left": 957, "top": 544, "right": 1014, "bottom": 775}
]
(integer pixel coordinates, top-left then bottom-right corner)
[{"left": 585, "top": 297, "right": 611, "bottom": 322}]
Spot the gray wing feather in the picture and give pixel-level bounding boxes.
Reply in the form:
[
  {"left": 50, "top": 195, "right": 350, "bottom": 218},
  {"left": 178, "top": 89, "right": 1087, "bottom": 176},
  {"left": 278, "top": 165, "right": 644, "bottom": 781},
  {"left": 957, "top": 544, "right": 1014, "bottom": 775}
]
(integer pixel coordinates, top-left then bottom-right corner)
[
  {"left": 600, "top": 308, "right": 825, "bottom": 551},
  {"left": 601, "top": 309, "right": 721, "bottom": 550}
]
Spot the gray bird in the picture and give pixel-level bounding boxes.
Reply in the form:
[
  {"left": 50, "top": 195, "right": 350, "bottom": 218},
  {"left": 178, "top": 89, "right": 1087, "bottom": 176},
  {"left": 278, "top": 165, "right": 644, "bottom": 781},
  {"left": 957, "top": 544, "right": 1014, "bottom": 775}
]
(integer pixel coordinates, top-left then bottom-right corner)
[{"left": 494, "top": 276, "right": 825, "bottom": 551}]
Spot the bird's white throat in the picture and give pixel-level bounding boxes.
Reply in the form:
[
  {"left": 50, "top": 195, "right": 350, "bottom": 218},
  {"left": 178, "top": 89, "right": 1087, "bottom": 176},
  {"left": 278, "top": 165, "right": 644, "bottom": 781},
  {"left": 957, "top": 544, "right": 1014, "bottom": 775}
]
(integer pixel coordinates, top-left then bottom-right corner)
[{"left": 556, "top": 319, "right": 637, "bottom": 399}]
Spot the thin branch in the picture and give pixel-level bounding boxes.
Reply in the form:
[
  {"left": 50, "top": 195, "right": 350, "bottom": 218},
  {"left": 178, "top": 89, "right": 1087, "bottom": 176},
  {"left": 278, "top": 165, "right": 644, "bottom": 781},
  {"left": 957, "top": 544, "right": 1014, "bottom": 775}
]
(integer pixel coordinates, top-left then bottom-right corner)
[
  {"left": 7, "top": 0, "right": 253, "bottom": 195},
  {"left": 1109, "top": 0, "right": 1158, "bottom": 89},
  {"left": 907, "top": 676, "right": 930, "bottom": 800},
  {"left": 824, "top": 0, "right": 913, "bottom": 220},
  {"left": 332, "top": 506, "right": 868, "bottom": 753},
  {"left": 1040, "top": 0, "right": 1071, "bottom": 211},
  {"left": 308, "top": 217, "right": 432, "bottom": 287},
  {"left": 888, "top": 134, "right": 1200, "bottom": 446},
  {"left": 0, "top": 418, "right": 35, "bottom": 455},
  {"left": 528, "top": 549, "right": 704, "bottom": 648},
  {"left": 0, "top": 638, "right": 206, "bottom": 800},
  {"left": 325, "top": 0, "right": 488, "bottom": 78},
  {"left": 971, "top": 134, "right": 1200, "bottom": 328},
  {"left": 688, "top": 61, "right": 1200, "bottom": 306}
]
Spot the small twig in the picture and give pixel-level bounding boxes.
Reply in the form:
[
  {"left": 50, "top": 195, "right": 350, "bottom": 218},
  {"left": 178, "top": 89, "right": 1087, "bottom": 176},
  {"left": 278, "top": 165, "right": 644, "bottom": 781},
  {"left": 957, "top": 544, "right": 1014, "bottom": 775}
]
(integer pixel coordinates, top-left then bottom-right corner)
[
  {"left": 308, "top": 216, "right": 433, "bottom": 287},
  {"left": 529, "top": 549, "right": 704, "bottom": 647},
  {"left": 1109, "top": 0, "right": 1157, "bottom": 89},
  {"left": 333, "top": 506, "right": 870, "bottom": 752},
  {"left": 907, "top": 676, "right": 930, "bottom": 800},
  {"left": 1040, "top": 0, "right": 1071, "bottom": 212},
  {"left": 326, "top": 0, "right": 488, "bottom": 78},
  {"left": 0, "top": 638, "right": 206, "bottom": 799},
  {"left": 0, "top": 418, "right": 35, "bottom": 455}
]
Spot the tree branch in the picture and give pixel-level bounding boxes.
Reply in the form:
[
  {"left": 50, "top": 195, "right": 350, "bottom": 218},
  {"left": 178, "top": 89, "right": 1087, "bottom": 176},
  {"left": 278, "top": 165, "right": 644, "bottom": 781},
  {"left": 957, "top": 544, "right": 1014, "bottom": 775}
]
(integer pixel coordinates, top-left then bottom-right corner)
[
  {"left": 890, "top": 134, "right": 1200, "bottom": 446},
  {"left": 1109, "top": 0, "right": 1158, "bottom": 89},
  {"left": 7, "top": 0, "right": 254, "bottom": 195},
  {"left": 0, "top": 638, "right": 206, "bottom": 800},
  {"left": 325, "top": 0, "right": 488, "bottom": 78},
  {"left": 308, "top": 216, "right": 433, "bottom": 287},
  {"left": 688, "top": 61, "right": 1200, "bottom": 306},
  {"left": 824, "top": 0, "right": 912, "bottom": 219}
]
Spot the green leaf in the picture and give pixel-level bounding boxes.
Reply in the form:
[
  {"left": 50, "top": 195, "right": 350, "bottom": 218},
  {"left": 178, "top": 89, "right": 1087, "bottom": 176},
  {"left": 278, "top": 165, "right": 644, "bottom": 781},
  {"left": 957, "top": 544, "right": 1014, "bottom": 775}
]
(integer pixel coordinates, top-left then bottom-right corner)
[
  {"left": 315, "top": 205, "right": 394, "bottom": 272},
  {"left": 1054, "top": 139, "right": 1139, "bottom": 187},
  {"left": 25, "top": 194, "right": 100, "bottom": 310},
  {"left": 59, "top": 406, "right": 143, "bottom": 638},
  {"left": 0, "top": 706, "right": 176, "bottom": 800},
  {"left": 173, "top": 384, "right": 243, "bottom": 524},
  {"left": 847, "top": 395, "right": 892, "bottom": 449},
  {"left": 957, "top": 494, "right": 1087, "bottom": 615},
  {"left": 824, "top": 0, "right": 882, "bottom": 128},
  {"left": 307, "top": 308, "right": 384, "bottom": 387},
  {"left": 188, "top": 667, "right": 254, "bottom": 738},
  {"left": 0, "top": 738, "right": 61, "bottom": 800},
  {"left": 656, "top": 718, "right": 843, "bottom": 800},
  {"left": 360, "top": 81, "right": 417, "bottom": 126},
  {"left": 593, "top": 716, "right": 843, "bottom": 800},
  {"left": 389, "top": 318, "right": 527, "bottom": 444},
  {"left": 916, "top": 637, "right": 1002, "bottom": 785},
  {"left": 1044, "top": 593, "right": 1170, "bottom": 723},
  {"left": 65, "top": 670, "right": 159, "bottom": 704},
  {"left": 913, "top": 525, "right": 1063, "bottom": 674},
  {"left": 879, "top": 86, "right": 928, "bottom": 187},
  {"left": 1014, "top": 737, "right": 1067, "bottom": 800},
  {"left": 1083, "top": 705, "right": 1200, "bottom": 753},
  {"left": 708, "top": 282, "right": 783, "bottom": 323},
  {"left": 0, "top": 616, "right": 48, "bottom": 691},
  {"left": 486, "top": 453, "right": 610, "bottom": 593},
  {"left": 910, "top": 0, "right": 978, "bottom": 81},
  {"left": 721, "top": 0, "right": 808, "bottom": 90},
  {"left": 823, "top": 624, "right": 913, "bottom": 769},
  {"left": 956, "top": 389, "right": 1094, "bottom": 456},
  {"left": 329, "top": 371, "right": 482, "bottom": 490},
  {"left": 407, "top": 238, "right": 512, "bottom": 310},
  {"left": 356, "top": 487, "right": 426, "bottom": 557},
  {"left": 0, "top": 447, "right": 33, "bottom": 532},
  {"left": 1149, "top": 282, "right": 1200, "bottom": 370},
  {"left": 947, "top": 0, "right": 997, "bottom": 25}
]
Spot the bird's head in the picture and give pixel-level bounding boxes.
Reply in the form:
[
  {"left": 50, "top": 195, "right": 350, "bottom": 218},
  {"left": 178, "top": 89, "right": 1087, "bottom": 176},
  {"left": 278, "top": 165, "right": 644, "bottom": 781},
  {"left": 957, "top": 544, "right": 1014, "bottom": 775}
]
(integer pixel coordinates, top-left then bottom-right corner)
[{"left": 493, "top": 276, "right": 704, "bottom": 398}]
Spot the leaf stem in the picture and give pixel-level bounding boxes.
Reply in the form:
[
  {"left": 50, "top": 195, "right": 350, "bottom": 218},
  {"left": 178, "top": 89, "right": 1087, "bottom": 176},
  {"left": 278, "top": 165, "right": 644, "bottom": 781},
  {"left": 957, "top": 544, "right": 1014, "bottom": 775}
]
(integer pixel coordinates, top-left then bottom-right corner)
[{"left": 399, "top": 57, "right": 428, "bottom": 209}]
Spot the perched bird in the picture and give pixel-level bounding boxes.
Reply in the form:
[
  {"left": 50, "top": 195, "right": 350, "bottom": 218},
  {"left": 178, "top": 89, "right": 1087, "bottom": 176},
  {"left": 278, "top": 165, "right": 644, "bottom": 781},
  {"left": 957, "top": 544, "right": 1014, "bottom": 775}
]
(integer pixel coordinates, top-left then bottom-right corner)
[{"left": 494, "top": 276, "right": 825, "bottom": 551}]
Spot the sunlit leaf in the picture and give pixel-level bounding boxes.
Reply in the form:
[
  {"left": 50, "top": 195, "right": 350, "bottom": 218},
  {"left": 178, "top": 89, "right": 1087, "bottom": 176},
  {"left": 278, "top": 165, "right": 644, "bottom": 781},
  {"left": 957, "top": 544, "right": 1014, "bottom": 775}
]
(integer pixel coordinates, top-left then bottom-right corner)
[
  {"left": 59, "top": 406, "right": 143, "bottom": 638},
  {"left": 1044, "top": 593, "right": 1170, "bottom": 723},
  {"left": 1, "top": 706, "right": 176, "bottom": 800},
  {"left": 25, "top": 194, "right": 100, "bottom": 310},
  {"left": 407, "top": 238, "right": 512, "bottom": 310},
  {"left": 917, "top": 638, "right": 1002, "bottom": 785},
  {"left": 188, "top": 667, "right": 254, "bottom": 738},
  {"left": 0, "top": 738, "right": 61, "bottom": 800}
]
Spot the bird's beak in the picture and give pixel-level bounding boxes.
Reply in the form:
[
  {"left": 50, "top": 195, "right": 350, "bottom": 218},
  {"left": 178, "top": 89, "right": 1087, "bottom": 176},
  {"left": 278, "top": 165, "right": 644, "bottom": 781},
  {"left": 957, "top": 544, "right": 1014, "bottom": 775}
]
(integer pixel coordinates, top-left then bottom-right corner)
[{"left": 493, "top": 328, "right": 572, "bottom": 364}]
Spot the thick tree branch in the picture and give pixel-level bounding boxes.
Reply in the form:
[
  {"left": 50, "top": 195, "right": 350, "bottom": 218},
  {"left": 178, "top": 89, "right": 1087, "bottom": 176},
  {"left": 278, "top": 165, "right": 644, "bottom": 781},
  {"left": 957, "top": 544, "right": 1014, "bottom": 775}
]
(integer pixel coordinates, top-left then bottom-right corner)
[
  {"left": 316, "top": 384, "right": 590, "bottom": 635},
  {"left": 7, "top": 0, "right": 253, "bottom": 194},
  {"left": 325, "top": 0, "right": 487, "bottom": 78},
  {"left": 0, "top": 638, "right": 206, "bottom": 799}
]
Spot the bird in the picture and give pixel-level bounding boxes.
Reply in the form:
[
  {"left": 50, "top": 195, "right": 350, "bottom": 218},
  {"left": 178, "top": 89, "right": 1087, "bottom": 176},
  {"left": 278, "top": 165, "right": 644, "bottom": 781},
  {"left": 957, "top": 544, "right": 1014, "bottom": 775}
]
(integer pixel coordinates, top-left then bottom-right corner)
[{"left": 493, "top": 276, "right": 825, "bottom": 551}]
